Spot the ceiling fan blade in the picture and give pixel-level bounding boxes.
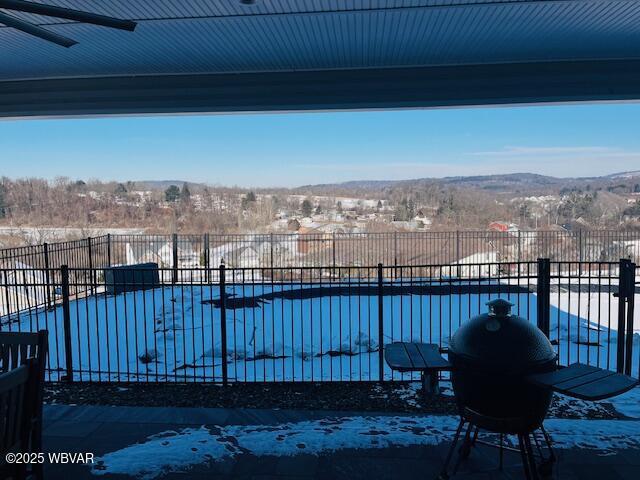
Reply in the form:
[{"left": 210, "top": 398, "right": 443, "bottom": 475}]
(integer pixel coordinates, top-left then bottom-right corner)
[
  {"left": 0, "top": 10, "right": 77, "bottom": 47},
  {"left": 0, "top": 0, "right": 136, "bottom": 31}
]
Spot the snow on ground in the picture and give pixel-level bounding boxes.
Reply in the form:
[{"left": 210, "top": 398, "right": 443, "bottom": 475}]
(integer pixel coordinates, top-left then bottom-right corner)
[
  {"left": 609, "top": 386, "right": 640, "bottom": 419},
  {"left": 5, "top": 279, "right": 640, "bottom": 381},
  {"left": 370, "top": 381, "right": 423, "bottom": 407},
  {"left": 91, "top": 414, "right": 640, "bottom": 480}
]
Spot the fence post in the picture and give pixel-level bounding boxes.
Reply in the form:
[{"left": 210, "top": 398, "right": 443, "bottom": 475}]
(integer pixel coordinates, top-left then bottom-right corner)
[
  {"left": 616, "top": 259, "right": 630, "bottom": 374},
  {"left": 203, "top": 233, "right": 210, "bottom": 283},
  {"left": 106, "top": 233, "right": 112, "bottom": 267},
  {"left": 377, "top": 263, "right": 385, "bottom": 381},
  {"left": 624, "top": 262, "right": 635, "bottom": 376},
  {"left": 43, "top": 242, "right": 52, "bottom": 310},
  {"left": 61, "top": 265, "right": 73, "bottom": 382},
  {"left": 219, "top": 264, "right": 228, "bottom": 386},
  {"left": 536, "top": 258, "right": 551, "bottom": 338},
  {"left": 172, "top": 233, "right": 178, "bottom": 284}
]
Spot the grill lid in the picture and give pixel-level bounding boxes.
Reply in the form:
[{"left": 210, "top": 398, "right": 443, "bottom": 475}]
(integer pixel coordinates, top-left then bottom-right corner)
[{"left": 449, "top": 299, "right": 556, "bottom": 371}]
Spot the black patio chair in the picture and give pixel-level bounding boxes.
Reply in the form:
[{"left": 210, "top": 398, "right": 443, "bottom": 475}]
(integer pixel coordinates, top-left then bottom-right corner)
[
  {"left": 0, "top": 359, "right": 39, "bottom": 480},
  {"left": 0, "top": 331, "right": 48, "bottom": 480}
]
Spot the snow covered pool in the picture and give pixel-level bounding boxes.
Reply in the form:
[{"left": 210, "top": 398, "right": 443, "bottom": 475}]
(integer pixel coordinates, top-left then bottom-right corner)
[{"left": 7, "top": 279, "right": 640, "bottom": 382}]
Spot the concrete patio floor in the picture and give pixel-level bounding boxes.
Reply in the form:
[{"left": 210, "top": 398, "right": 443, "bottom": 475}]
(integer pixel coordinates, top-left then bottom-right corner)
[{"left": 42, "top": 404, "right": 640, "bottom": 480}]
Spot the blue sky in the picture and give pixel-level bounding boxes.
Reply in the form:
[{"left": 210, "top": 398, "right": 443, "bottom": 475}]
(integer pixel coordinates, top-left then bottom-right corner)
[{"left": 1, "top": 103, "right": 640, "bottom": 187}]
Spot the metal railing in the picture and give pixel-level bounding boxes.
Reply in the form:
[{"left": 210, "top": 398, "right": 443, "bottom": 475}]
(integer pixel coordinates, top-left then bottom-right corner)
[
  {"left": 1, "top": 260, "right": 637, "bottom": 383},
  {"left": 0, "top": 235, "right": 111, "bottom": 271},
  {"left": 2, "top": 231, "right": 640, "bottom": 273}
]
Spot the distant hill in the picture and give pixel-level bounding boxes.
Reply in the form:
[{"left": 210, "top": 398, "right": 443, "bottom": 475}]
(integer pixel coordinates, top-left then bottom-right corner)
[
  {"left": 604, "top": 170, "right": 640, "bottom": 179},
  {"left": 138, "top": 171, "right": 640, "bottom": 197},
  {"left": 295, "top": 173, "right": 612, "bottom": 194},
  {"left": 138, "top": 180, "right": 208, "bottom": 190}
]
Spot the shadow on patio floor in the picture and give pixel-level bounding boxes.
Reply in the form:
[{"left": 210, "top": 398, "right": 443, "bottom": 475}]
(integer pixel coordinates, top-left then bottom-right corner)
[{"left": 42, "top": 404, "right": 640, "bottom": 480}]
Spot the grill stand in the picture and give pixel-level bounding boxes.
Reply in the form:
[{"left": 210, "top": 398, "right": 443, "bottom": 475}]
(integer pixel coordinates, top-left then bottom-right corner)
[{"left": 438, "top": 417, "right": 555, "bottom": 480}]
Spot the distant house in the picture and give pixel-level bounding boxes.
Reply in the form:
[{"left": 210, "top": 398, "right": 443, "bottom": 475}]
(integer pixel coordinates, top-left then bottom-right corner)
[
  {"left": 209, "top": 238, "right": 298, "bottom": 269},
  {"left": 0, "top": 262, "right": 49, "bottom": 317},
  {"left": 287, "top": 219, "right": 301, "bottom": 231},
  {"left": 451, "top": 251, "right": 501, "bottom": 278},
  {"left": 489, "top": 221, "right": 509, "bottom": 232},
  {"left": 413, "top": 211, "right": 432, "bottom": 228},
  {"left": 296, "top": 226, "right": 332, "bottom": 255},
  {"left": 125, "top": 240, "right": 199, "bottom": 268},
  {"left": 489, "top": 221, "right": 519, "bottom": 236}
]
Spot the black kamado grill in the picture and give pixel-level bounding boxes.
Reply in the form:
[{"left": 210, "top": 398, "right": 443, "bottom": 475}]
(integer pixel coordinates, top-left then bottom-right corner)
[
  {"left": 449, "top": 298, "right": 557, "bottom": 429},
  {"left": 441, "top": 299, "right": 558, "bottom": 479},
  {"left": 384, "top": 299, "right": 639, "bottom": 480}
]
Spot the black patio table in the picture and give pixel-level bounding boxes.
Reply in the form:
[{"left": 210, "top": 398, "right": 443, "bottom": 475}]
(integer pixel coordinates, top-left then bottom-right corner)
[
  {"left": 384, "top": 342, "right": 452, "bottom": 395},
  {"left": 525, "top": 362, "right": 638, "bottom": 401},
  {"left": 384, "top": 341, "right": 639, "bottom": 401}
]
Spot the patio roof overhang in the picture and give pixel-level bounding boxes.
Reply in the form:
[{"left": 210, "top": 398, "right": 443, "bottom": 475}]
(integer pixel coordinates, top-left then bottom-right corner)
[{"left": 2, "top": 0, "right": 640, "bottom": 118}]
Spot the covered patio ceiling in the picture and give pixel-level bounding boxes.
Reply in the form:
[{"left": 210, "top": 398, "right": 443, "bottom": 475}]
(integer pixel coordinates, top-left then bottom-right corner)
[{"left": 2, "top": 0, "right": 640, "bottom": 118}]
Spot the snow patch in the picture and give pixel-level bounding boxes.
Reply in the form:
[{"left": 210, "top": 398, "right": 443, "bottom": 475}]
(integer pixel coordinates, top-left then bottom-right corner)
[
  {"left": 91, "top": 414, "right": 640, "bottom": 479},
  {"left": 609, "top": 386, "right": 640, "bottom": 419}
]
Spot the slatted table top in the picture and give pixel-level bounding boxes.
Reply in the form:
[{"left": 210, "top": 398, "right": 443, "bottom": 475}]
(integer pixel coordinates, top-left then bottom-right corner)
[
  {"left": 384, "top": 342, "right": 453, "bottom": 373},
  {"left": 526, "top": 362, "right": 638, "bottom": 401}
]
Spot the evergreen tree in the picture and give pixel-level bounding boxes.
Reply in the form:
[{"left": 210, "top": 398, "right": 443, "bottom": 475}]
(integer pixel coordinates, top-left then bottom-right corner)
[
  {"left": 0, "top": 184, "right": 6, "bottom": 219},
  {"left": 181, "top": 183, "right": 191, "bottom": 201},
  {"left": 301, "top": 199, "right": 313, "bottom": 217},
  {"left": 241, "top": 191, "right": 257, "bottom": 210},
  {"left": 623, "top": 200, "right": 640, "bottom": 216},
  {"left": 165, "top": 185, "right": 181, "bottom": 202}
]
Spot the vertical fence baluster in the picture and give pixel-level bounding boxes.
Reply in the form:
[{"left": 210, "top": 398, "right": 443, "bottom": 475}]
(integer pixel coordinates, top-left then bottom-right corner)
[
  {"left": 43, "top": 242, "right": 52, "bottom": 310},
  {"left": 87, "top": 236, "right": 94, "bottom": 296},
  {"left": 172, "top": 233, "right": 178, "bottom": 284},
  {"left": 377, "top": 263, "right": 384, "bottom": 381},
  {"left": 393, "top": 232, "right": 398, "bottom": 279},
  {"left": 270, "top": 233, "right": 274, "bottom": 270},
  {"left": 106, "top": 233, "right": 112, "bottom": 267},
  {"left": 204, "top": 233, "right": 210, "bottom": 283},
  {"left": 220, "top": 264, "right": 228, "bottom": 385},
  {"left": 616, "top": 259, "right": 630, "bottom": 374},
  {"left": 536, "top": 258, "right": 551, "bottom": 338},
  {"left": 61, "top": 265, "right": 73, "bottom": 382},
  {"left": 623, "top": 261, "right": 635, "bottom": 376},
  {"left": 332, "top": 232, "right": 336, "bottom": 274}
]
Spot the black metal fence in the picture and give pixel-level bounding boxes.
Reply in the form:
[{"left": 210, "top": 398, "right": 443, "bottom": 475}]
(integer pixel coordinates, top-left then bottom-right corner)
[
  {"left": 2, "top": 231, "right": 640, "bottom": 273},
  {"left": 0, "top": 235, "right": 111, "bottom": 271},
  {"left": 1, "top": 259, "right": 637, "bottom": 383}
]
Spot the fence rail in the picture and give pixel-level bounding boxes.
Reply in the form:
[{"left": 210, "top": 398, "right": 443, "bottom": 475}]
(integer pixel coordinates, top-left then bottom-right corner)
[
  {"left": 1, "top": 260, "right": 637, "bottom": 383},
  {"left": 2, "top": 231, "right": 640, "bottom": 273}
]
